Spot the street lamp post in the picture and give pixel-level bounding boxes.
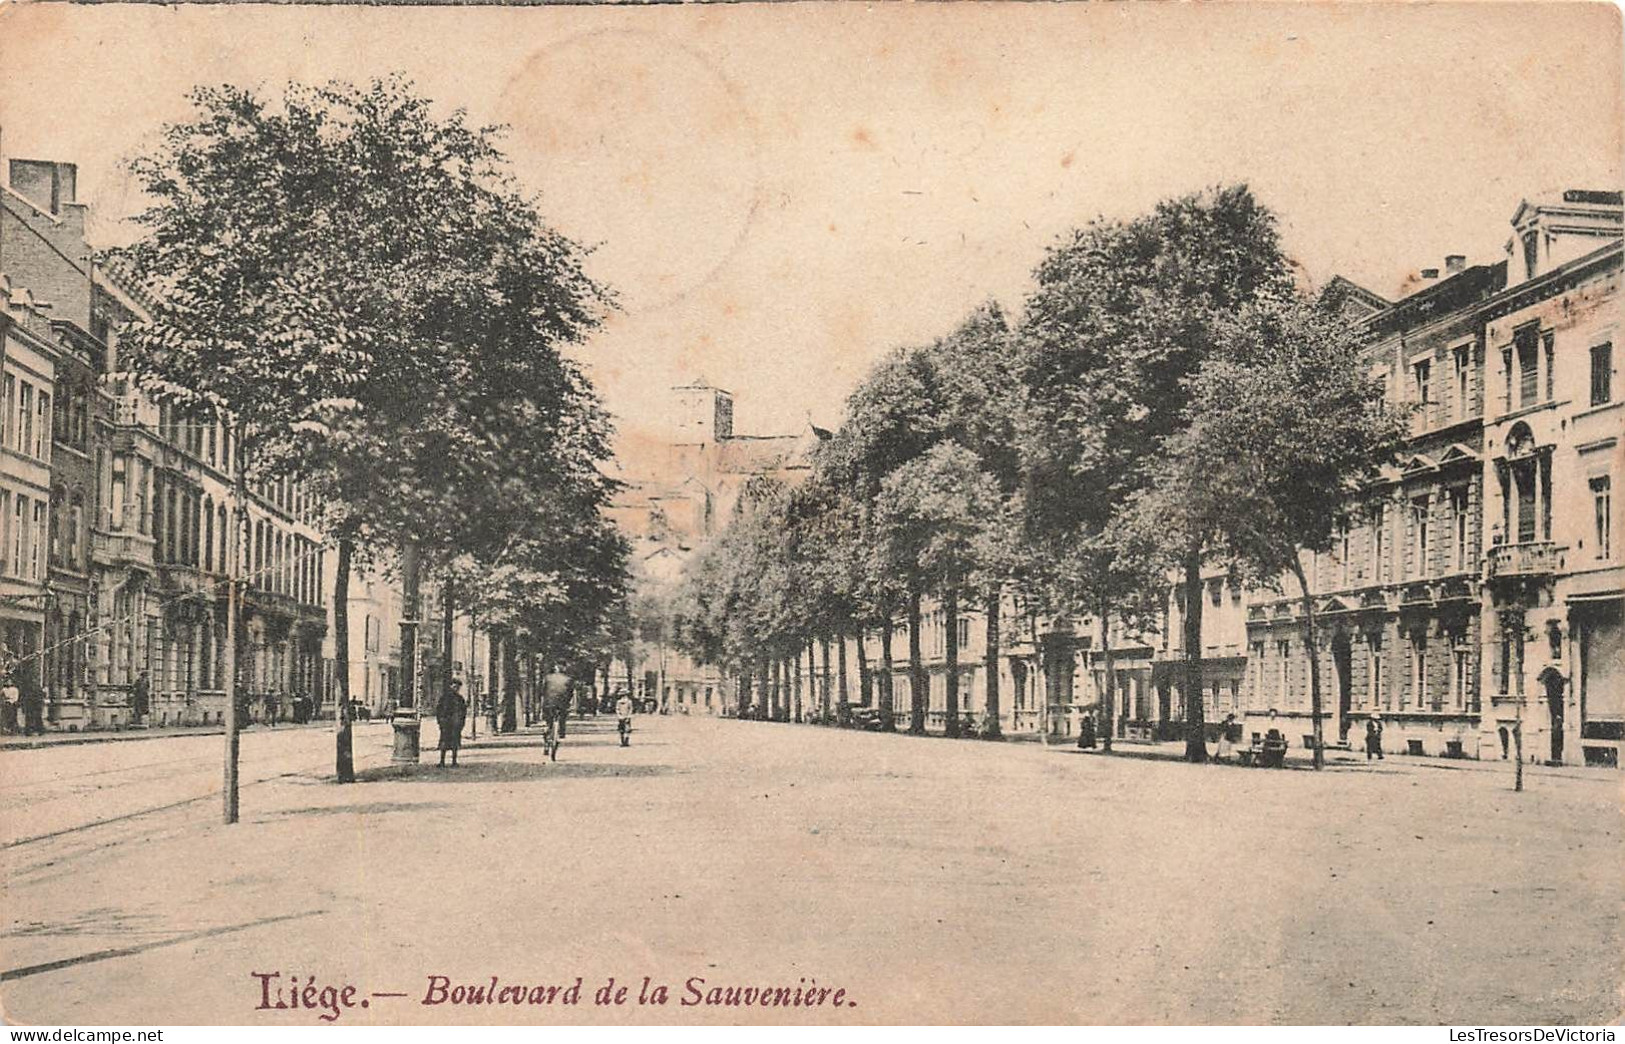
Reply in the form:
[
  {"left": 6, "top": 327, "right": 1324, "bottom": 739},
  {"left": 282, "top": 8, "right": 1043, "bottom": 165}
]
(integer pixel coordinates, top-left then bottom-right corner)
[{"left": 392, "top": 541, "right": 422, "bottom": 764}]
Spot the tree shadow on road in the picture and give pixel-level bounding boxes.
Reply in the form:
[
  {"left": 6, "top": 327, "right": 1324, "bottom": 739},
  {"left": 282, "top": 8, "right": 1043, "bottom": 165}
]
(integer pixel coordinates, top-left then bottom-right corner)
[
  {"left": 262, "top": 801, "right": 452, "bottom": 819},
  {"left": 355, "top": 760, "right": 674, "bottom": 784}
]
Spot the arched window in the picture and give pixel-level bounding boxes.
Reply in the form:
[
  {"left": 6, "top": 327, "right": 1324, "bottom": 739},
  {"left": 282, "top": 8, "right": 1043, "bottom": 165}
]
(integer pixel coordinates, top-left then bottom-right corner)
[
  {"left": 68, "top": 493, "right": 83, "bottom": 568},
  {"left": 203, "top": 498, "right": 214, "bottom": 573}
]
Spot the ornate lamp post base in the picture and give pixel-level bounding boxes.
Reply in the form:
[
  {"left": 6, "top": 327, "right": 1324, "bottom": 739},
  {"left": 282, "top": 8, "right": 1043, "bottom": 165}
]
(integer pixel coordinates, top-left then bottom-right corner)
[{"left": 391, "top": 711, "right": 421, "bottom": 764}]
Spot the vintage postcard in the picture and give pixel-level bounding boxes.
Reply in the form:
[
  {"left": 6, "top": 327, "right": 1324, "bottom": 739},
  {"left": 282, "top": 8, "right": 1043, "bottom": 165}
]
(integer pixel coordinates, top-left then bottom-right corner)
[{"left": 0, "top": 0, "right": 1621, "bottom": 1030}]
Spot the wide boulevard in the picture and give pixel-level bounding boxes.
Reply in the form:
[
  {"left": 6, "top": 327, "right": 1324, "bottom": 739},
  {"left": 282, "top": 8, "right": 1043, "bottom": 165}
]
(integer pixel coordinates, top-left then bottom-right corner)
[{"left": 1, "top": 715, "right": 1618, "bottom": 1025}]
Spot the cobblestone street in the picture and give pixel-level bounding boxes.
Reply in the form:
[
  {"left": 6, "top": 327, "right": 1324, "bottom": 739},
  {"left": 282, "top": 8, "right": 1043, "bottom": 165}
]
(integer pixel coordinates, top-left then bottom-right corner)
[{"left": 1, "top": 716, "right": 1618, "bottom": 1025}]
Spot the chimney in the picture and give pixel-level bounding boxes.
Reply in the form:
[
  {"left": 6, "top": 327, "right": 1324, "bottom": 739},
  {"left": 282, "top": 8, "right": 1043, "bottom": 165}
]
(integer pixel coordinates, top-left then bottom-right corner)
[
  {"left": 7, "top": 158, "right": 78, "bottom": 215},
  {"left": 1445, "top": 254, "right": 1466, "bottom": 275}
]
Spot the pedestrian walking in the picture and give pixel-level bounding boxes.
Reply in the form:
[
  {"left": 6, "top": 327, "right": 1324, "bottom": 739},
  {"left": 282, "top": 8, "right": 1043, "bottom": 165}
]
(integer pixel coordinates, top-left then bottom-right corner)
[
  {"left": 1215, "top": 713, "right": 1236, "bottom": 761},
  {"left": 2, "top": 675, "right": 19, "bottom": 734},
  {"left": 131, "top": 670, "right": 150, "bottom": 726},
  {"left": 1076, "top": 709, "right": 1097, "bottom": 750},
  {"left": 21, "top": 682, "right": 45, "bottom": 736},
  {"left": 1365, "top": 714, "right": 1384, "bottom": 760},
  {"left": 438, "top": 679, "right": 468, "bottom": 767}
]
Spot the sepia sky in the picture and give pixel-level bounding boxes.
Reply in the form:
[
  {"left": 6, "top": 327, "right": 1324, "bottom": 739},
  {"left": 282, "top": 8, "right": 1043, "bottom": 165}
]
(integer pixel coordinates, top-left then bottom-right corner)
[{"left": 1, "top": 3, "right": 1620, "bottom": 455}]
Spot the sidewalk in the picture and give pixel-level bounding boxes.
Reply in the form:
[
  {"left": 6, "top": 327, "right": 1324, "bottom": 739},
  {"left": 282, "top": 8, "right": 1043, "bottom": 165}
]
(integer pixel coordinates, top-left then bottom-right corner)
[
  {"left": 1060, "top": 735, "right": 1614, "bottom": 783},
  {"left": 0, "top": 719, "right": 340, "bottom": 751}
]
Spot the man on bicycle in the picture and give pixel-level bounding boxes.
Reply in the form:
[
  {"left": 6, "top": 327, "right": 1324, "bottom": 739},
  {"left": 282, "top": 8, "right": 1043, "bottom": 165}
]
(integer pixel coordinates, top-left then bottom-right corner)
[
  {"left": 539, "top": 672, "right": 574, "bottom": 761},
  {"left": 615, "top": 691, "right": 634, "bottom": 747}
]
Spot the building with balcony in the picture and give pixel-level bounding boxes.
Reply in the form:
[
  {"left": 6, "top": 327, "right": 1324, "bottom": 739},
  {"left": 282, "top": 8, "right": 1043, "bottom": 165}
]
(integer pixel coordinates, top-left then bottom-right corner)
[
  {"left": 1480, "top": 190, "right": 1622, "bottom": 768},
  {"left": 0, "top": 275, "right": 60, "bottom": 715},
  {"left": 1238, "top": 189, "right": 1620, "bottom": 767},
  {"left": 4, "top": 155, "right": 332, "bottom": 731},
  {"left": 1242, "top": 255, "right": 1506, "bottom": 758}
]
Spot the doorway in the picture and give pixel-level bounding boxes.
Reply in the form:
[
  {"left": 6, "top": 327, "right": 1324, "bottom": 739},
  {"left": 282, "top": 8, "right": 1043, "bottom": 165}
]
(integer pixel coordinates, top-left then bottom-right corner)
[
  {"left": 1542, "top": 667, "right": 1566, "bottom": 764},
  {"left": 1332, "top": 634, "right": 1353, "bottom": 742}
]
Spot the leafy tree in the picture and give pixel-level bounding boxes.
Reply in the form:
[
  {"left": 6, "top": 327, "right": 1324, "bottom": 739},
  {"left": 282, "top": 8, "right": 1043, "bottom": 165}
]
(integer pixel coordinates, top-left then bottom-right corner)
[
  {"left": 1022, "top": 184, "right": 1294, "bottom": 761},
  {"left": 113, "top": 77, "right": 614, "bottom": 800},
  {"left": 1168, "top": 294, "right": 1407, "bottom": 767},
  {"left": 875, "top": 444, "right": 1002, "bottom": 736}
]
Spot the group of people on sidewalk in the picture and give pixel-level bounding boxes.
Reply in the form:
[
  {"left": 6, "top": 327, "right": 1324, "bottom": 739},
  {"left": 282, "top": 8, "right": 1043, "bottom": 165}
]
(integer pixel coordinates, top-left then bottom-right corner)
[
  {"left": 2, "top": 675, "right": 46, "bottom": 736},
  {"left": 432, "top": 676, "right": 638, "bottom": 767},
  {"left": 1073, "top": 706, "right": 1389, "bottom": 764}
]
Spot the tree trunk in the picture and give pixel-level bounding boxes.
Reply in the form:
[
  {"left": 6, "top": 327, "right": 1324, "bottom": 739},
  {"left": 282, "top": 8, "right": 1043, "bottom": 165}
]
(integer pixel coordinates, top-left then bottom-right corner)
[
  {"left": 879, "top": 618, "right": 896, "bottom": 731},
  {"left": 944, "top": 583, "right": 961, "bottom": 737},
  {"left": 792, "top": 648, "right": 803, "bottom": 723},
  {"left": 467, "top": 609, "right": 478, "bottom": 740},
  {"left": 1182, "top": 548, "right": 1208, "bottom": 763},
  {"left": 738, "top": 665, "right": 752, "bottom": 719},
  {"left": 836, "top": 628, "right": 850, "bottom": 726},
  {"left": 441, "top": 576, "right": 455, "bottom": 717},
  {"left": 820, "top": 635, "right": 833, "bottom": 724},
  {"left": 983, "top": 585, "right": 1003, "bottom": 740},
  {"left": 1290, "top": 557, "right": 1325, "bottom": 770},
  {"left": 771, "top": 656, "right": 782, "bottom": 721},
  {"left": 1098, "top": 592, "right": 1114, "bottom": 753},
  {"left": 332, "top": 536, "right": 355, "bottom": 783},
  {"left": 500, "top": 635, "right": 518, "bottom": 732},
  {"left": 222, "top": 453, "right": 247, "bottom": 823},
  {"left": 907, "top": 587, "right": 926, "bottom": 734},
  {"left": 855, "top": 626, "right": 872, "bottom": 708}
]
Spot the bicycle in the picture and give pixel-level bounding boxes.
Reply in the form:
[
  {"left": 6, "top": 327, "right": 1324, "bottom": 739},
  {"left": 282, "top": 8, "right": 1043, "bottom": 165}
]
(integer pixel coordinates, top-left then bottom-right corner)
[{"left": 543, "top": 707, "right": 563, "bottom": 761}]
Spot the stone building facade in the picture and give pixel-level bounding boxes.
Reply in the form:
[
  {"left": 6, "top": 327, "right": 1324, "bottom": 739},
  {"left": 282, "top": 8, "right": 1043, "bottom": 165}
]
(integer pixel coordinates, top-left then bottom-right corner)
[
  {"left": 1241, "top": 190, "right": 1621, "bottom": 766},
  {"left": 3, "top": 156, "right": 330, "bottom": 731}
]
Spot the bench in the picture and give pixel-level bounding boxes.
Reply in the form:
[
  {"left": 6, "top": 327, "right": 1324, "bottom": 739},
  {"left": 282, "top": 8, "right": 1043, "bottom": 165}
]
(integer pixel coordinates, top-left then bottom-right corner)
[{"left": 1237, "top": 732, "right": 1289, "bottom": 768}]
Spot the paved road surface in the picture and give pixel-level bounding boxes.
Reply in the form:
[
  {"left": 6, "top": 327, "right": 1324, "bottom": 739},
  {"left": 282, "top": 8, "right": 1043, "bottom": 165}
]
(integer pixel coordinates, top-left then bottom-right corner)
[{"left": 1, "top": 715, "right": 1618, "bottom": 1025}]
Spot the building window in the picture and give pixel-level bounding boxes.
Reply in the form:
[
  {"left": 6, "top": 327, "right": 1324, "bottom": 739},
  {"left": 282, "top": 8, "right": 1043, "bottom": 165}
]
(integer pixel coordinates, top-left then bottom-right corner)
[
  {"left": 1543, "top": 332, "right": 1555, "bottom": 402},
  {"left": 12, "top": 495, "right": 26, "bottom": 579},
  {"left": 1338, "top": 524, "right": 1351, "bottom": 587},
  {"left": 1411, "top": 496, "right": 1430, "bottom": 579},
  {"left": 1452, "top": 646, "right": 1471, "bottom": 710},
  {"left": 1414, "top": 359, "right": 1432, "bottom": 408},
  {"left": 1410, "top": 635, "right": 1428, "bottom": 710},
  {"left": 1454, "top": 344, "right": 1471, "bottom": 420},
  {"left": 36, "top": 392, "right": 49, "bottom": 461},
  {"left": 69, "top": 496, "right": 83, "bottom": 569},
  {"left": 956, "top": 617, "right": 970, "bottom": 650},
  {"left": 1276, "top": 640, "right": 1290, "bottom": 705},
  {"left": 136, "top": 460, "right": 150, "bottom": 535},
  {"left": 32, "top": 500, "right": 46, "bottom": 579},
  {"left": 1367, "top": 634, "right": 1385, "bottom": 710},
  {"left": 1594, "top": 476, "right": 1613, "bottom": 560},
  {"left": 18, "top": 382, "right": 33, "bottom": 456},
  {"left": 1372, "top": 504, "right": 1387, "bottom": 584},
  {"left": 1451, "top": 488, "right": 1470, "bottom": 573},
  {"left": 1521, "top": 230, "right": 1539, "bottom": 281},
  {"left": 1516, "top": 326, "right": 1540, "bottom": 408},
  {"left": 48, "top": 489, "right": 62, "bottom": 566},
  {"left": 1592, "top": 343, "right": 1614, "bottom": 406},
  {"left": 1, "top": 373, "right": 13, "bottom": 447}
]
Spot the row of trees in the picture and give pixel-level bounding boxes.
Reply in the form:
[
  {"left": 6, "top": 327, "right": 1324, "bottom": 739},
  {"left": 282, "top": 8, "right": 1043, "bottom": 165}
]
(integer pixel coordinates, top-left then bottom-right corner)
[
  {"left": 111, "top": 78, "right": 630, "bottom": 817},
  {"left": 673, "top": 185, "right": 1408, "bottom": 765}
]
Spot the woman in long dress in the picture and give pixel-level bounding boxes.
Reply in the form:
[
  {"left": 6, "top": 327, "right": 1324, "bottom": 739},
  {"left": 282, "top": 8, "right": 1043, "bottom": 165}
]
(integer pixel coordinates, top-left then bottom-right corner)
[{"left": 1215, "top": 713, "right": 1236, "bottom": 761}]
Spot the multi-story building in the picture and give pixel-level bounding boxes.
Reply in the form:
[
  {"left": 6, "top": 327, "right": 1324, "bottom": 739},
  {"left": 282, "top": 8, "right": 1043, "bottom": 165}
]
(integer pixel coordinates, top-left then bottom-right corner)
[
  {"left": 1242, "top": 189, "right": 1620, "bottom": 766},
  {"left": 1480, "top": 191, "right": 1622, "bottom": 769},
  {"left": 4, "top": 155, "right": 331, "bottom": 730},
  {"left": 0, "top": 275, "right": 59, "bottom": 711},
  {"left": 1243, "top": 256, "right": 1504, "bottom": 755}
]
